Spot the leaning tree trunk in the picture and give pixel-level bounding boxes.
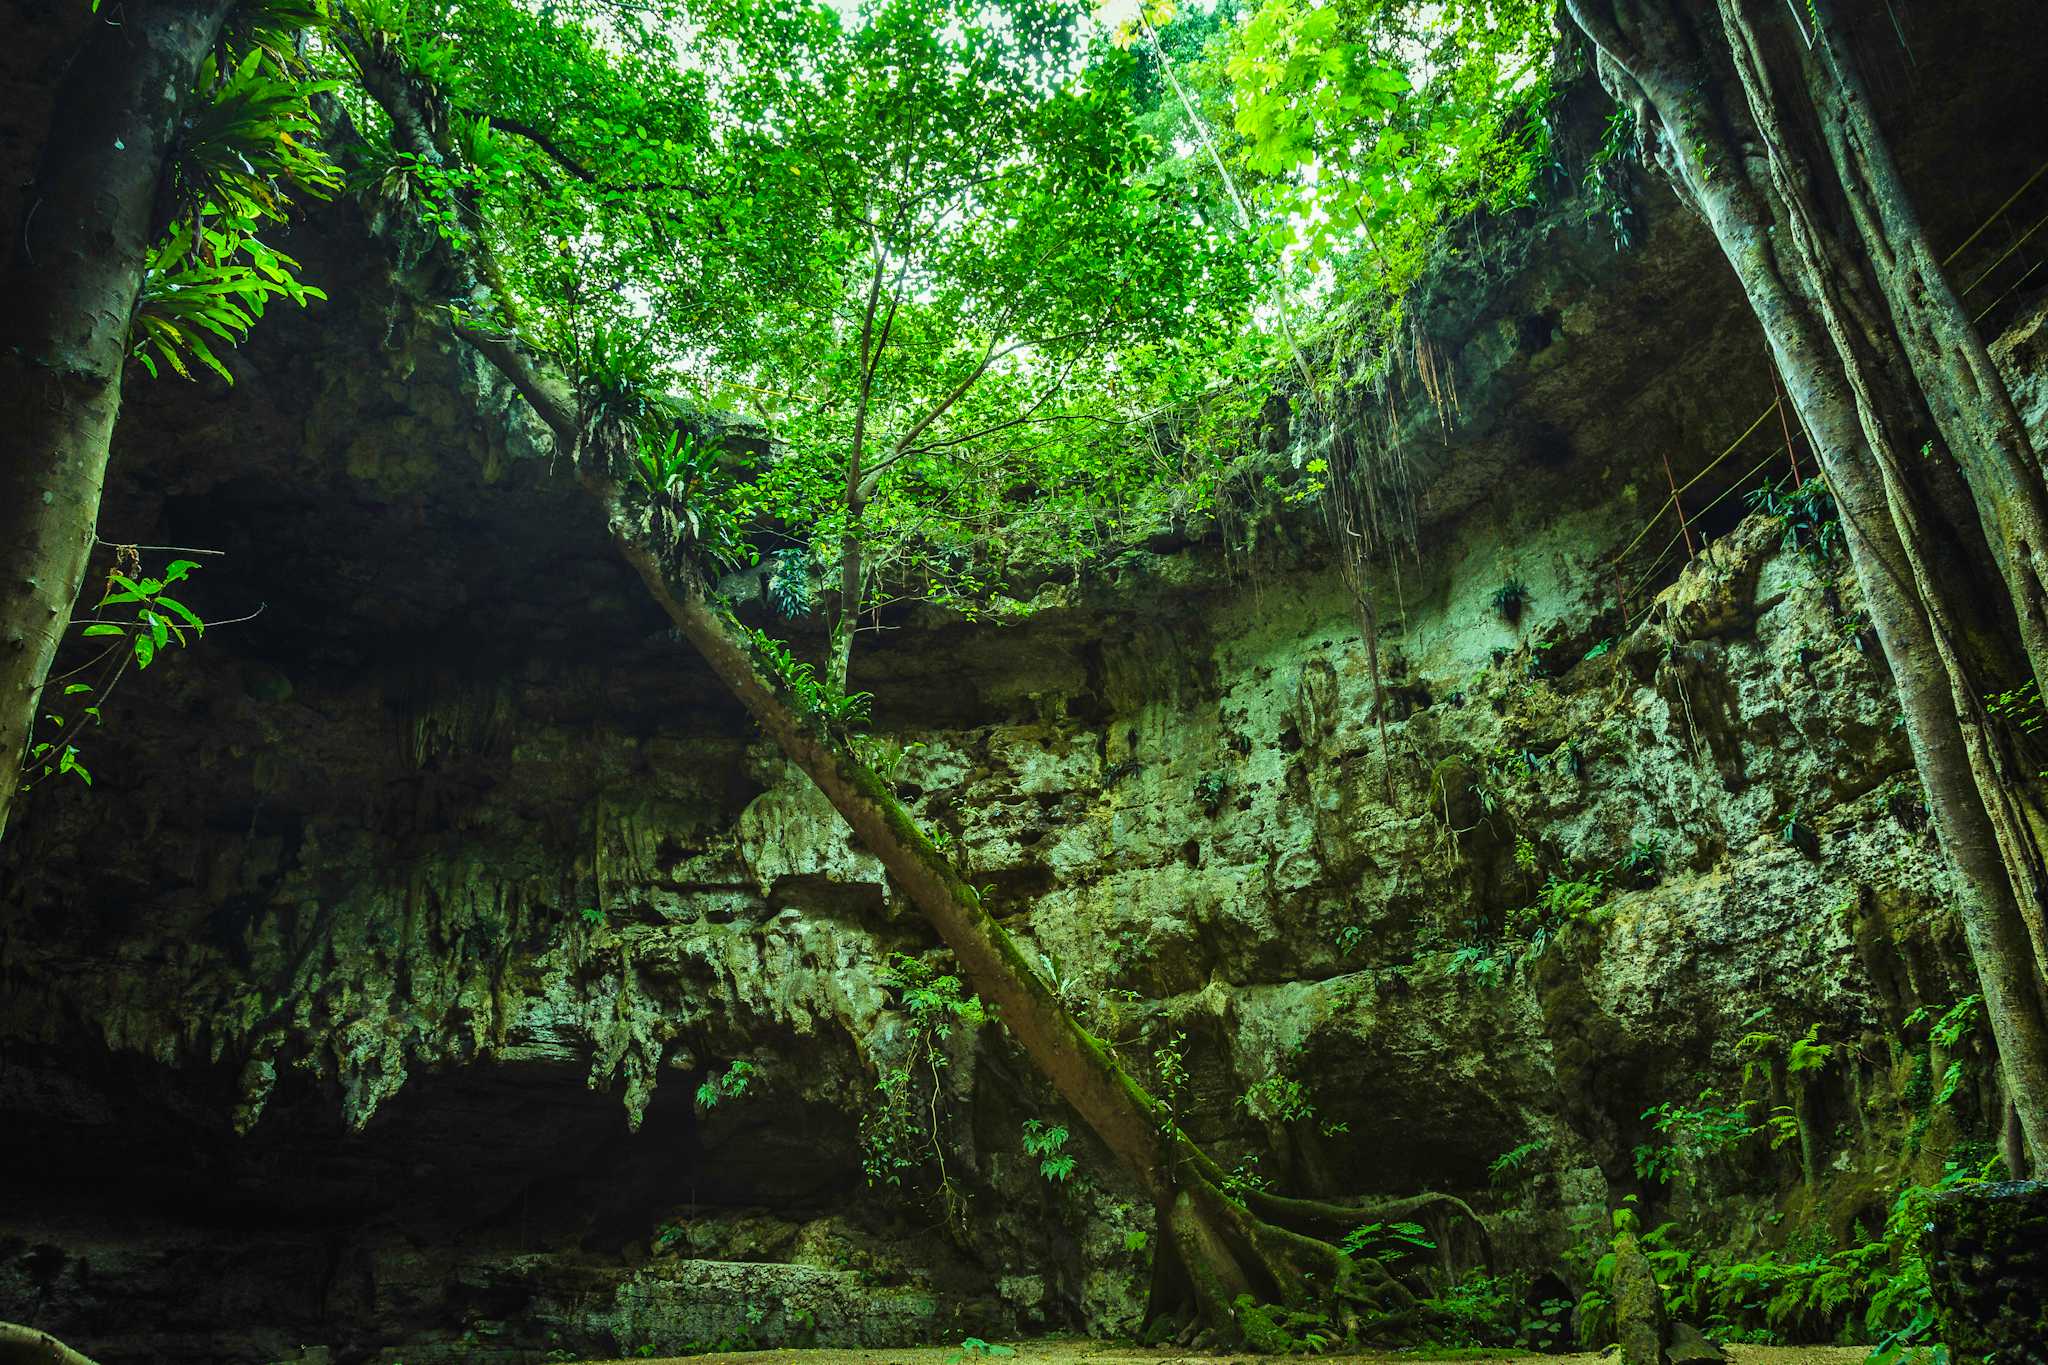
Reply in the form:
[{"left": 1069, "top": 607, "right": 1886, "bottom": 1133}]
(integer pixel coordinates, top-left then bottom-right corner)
[
  {"left": 352, "top": 20, "right": 1477, "bottom": 1331},
  {"left": 452, "top": 322, "right": 1479, "bottom": 1345},
  {"left": 609, "top": 473, "right": 1472, "bottom": 1341},
  {"left": 0, "top": 0, "right": 235, "bottom": 840},
  {"left": 1565, "top": 0, "right": 2048, "bottom": 1168}
]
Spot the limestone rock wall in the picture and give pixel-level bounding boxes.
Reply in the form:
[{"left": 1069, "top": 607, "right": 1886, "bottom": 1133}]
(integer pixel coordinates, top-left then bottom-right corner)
[{"left": 0, "top": 430, "right": 2005, "bottom": 1361}]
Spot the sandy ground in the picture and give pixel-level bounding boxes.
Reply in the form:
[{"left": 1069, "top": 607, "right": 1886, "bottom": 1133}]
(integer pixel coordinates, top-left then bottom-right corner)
[{"left": 573, "top": 1343, "right": 1874, "bottom": 1365}]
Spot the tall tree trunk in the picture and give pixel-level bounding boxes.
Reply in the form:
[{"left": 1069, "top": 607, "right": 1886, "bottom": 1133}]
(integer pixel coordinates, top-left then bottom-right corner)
[
  {"left": 0, "top": 0, "right": 235, "bottom": 840},
  {"left": 1801, "top": 0, "right": 2048, "bottom": 703},
  {"left": 1566, "top": 0, "right": 2048, "bottom": 1168},
  {"left": 827, "top": 517, "right": 863, "bottom": 696},
  {"left": 453, "top": 321, "right": 1478, "bottom": 1344},
  {"left": 1712, "top": 0, "right": 2048, "bottom": 986}
]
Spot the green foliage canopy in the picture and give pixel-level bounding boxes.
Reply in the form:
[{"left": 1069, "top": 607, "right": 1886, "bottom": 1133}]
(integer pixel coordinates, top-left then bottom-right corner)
[{"left": 326, "top": 0, "right": 1558, "bottom": 627}]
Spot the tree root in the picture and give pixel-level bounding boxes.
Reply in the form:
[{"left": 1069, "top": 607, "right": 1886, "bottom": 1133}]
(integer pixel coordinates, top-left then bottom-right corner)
[
  {"left": 1140, "top": 1170, "right": 1487, "bottom": 1352},
  {"left": 0, "top": 1324, "right": 100, "bottom": 1365}
]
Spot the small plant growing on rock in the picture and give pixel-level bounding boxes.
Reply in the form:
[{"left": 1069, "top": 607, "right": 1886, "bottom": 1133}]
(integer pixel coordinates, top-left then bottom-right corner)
[
  {"left": 1449, "top": 942, "right": 1510, "bottom": 989},
  {"left": 1193, "top": 769, "right": 1229, "bottom": 815},
  {"left": 1110, "top": 928, "right": 1155, "bottom": 973},
  {"left": 765, "top": 547, "right": 813, "bottom": 619},
  {"left": 1488, "top": 1139, "right": 1547, "bottom": 1191},
  {"left": 1238, "top": 1074, "right": 1317, "bottom": 1125},
  {"left": 1021, "top": 1119, "right": 1075, "bottom": 1182},
  {"left": 1615, "top": 835, "right": 1664, "bottom": 887},
  {"left": 1779, "top": 802, "right": 1819, "bottom": 857},
  {"left": 1492, "top": 574, "right": 1532, "bottom": 625},
  {"left": 1633, "top": 1089, "right": 1759, "bottom": 1186},
  {"left": 695, "top": 1058, "right": 755, "bottom": 1111},
  {"left": 1928, "top": 994, "right": 1985, "bottom": 1050},
  {"left": 1786, "top": 1023, "right": 1834, "bottom": 1076},
  {"left": 1511, "top": 872, "right": 1608, "bottom": 946},
  {"left": 1745, "top": 474, "right": 1841, "bottom": 568},
  {"left": 1877, "top": 774, "right": 1929, "bottom": 830},
  {"left": 1339, "top": 1219, "right": 1436, "bottom": 1264}
]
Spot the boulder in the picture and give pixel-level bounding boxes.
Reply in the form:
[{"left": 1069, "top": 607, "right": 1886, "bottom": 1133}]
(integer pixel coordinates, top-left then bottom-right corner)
[
  {"left": 1665, "top": 1320, "right": 1727, "bottom": 1364},
  {"left": 1929, "top": 1180, "right": 2048, "bottom": 1364}
]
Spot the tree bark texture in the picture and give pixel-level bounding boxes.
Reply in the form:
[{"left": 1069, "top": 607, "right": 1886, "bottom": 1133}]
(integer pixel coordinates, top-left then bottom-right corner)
[
  {"left": 1802, "top": 0, "right": 2048, "bottom": 707},
  {"left": 0, "top": 0, "right": 235, "bottom": 840},
  {"left": 1565, "top": 0, "right": 2048, "bottom": 1169}
]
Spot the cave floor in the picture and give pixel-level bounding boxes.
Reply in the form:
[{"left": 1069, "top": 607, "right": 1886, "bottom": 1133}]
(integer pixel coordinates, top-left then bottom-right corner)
[{"left": 571, "top": 1344, "right": 1873, "bottom": 1365}]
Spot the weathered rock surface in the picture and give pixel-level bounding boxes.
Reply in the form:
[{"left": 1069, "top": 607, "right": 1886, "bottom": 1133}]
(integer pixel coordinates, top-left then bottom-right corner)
[
  {"left": 1929, "top": 1181, "right": 2048, "bottom": 1364},
  {"left": 1665, "top": 1321, "right": 1728, "bottom": 1364}
]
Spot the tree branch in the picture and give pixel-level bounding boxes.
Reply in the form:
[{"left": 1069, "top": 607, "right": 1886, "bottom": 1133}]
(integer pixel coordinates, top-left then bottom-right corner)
[
  {"left": 451, "top": 320, "right": 578, "bottom": 441},
  {"left": 859, "top": 328, "right": 1101, "bottom": 490},
  {"left": 464, "top": 108, "right": 715, "bottom": 202}
]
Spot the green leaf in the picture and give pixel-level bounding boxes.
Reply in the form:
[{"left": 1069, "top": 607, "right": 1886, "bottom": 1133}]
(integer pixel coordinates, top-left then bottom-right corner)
[{"left": 156, "top": 595, "right": 206, "bottom": 635}]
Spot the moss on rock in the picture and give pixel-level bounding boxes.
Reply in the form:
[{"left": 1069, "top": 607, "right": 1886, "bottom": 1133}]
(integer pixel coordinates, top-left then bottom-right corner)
[{"left": 1929, "top": 1180, "right": 2048, "bottom": 1363}]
